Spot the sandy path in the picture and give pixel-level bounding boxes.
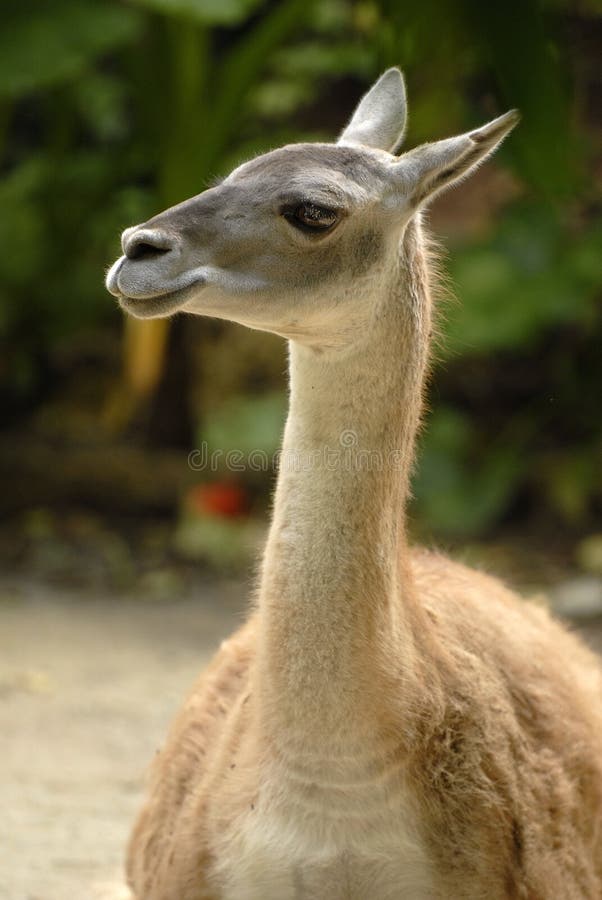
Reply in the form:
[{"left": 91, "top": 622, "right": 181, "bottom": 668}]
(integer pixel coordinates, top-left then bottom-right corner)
[{"left": 0, "top": 578, "right": 246, "bottom": 900}]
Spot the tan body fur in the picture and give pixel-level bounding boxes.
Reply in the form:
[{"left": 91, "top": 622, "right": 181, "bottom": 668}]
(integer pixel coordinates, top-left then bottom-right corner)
[
  {"left": 106, "top": 70, "right": 602, "bottom": 898},
  {"left": 128, "top": 551, "right": 602, "bottom": 899}
]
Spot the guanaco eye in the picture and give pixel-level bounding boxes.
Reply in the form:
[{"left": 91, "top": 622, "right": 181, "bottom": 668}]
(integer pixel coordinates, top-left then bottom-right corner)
[{"left": 284, "top": 203, "right": 338, "bottom": 233}]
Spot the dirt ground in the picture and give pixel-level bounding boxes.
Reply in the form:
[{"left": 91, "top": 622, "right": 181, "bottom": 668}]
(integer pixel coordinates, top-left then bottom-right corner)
[
  {"left": 1, "top": 575, "right": 601, "bottom": 900},
  {"left": 0, "top": 577, "right": 246, "bottom": 900}
]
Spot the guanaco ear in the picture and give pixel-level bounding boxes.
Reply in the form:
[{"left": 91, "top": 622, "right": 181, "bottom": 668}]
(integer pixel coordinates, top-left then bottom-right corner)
[
  {"left": 338, "top": 68, "right": 407, "bottom": 153},
  {"left": 394, "top": 110, "right": 520, "bottom": 208}
]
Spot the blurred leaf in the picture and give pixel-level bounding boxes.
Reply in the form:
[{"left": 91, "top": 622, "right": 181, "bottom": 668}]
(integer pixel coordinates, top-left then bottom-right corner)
[
  {"left": 413, "top": 407, "right": 525, "bottom": 535},
  {"left": 173, "top": 512, "right": 263, "bottom": 568},
  {"left": 576, "top": 534, "right": 602, "bottom": 576},
  {"left": 0, "top": 1, "right": 143, "bottom": 99},
  {"left": 128, "top": 0, "right": 265, "bottom": 25},
  {"left": 250, "top": 79, "right": 314, "bottom": 117},
  {"left": 272, "top": 42, "right": 372, "bottom": 79},
  {"left": 0, "top": 158, "right": 49, "bottom": 291},
  {"left": 202, "top": 391, "right": 287, "bottom": 458},
  {"left": 540, "top": 450, "right": 598, "bottom": 522},
  {"left": 197, "top": 0, "right": 315, "bottom": 171},
  {"left": 444, "top": 209, "right": 602, "bottom": 355},
  {"left": 74, "top": 72, "right": 128, "bottom": 141},
  {"left": 312, "top": 0, "right": 353, "bottom": 31},
  {"left": 461, "top": 0, "right": 578, "bottom": 196}
]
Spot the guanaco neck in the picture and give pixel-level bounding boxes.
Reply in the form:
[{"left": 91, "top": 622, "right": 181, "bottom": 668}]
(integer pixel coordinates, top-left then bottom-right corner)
[{"left": 255, "top": 217, "right": 433, "bottom": 756}]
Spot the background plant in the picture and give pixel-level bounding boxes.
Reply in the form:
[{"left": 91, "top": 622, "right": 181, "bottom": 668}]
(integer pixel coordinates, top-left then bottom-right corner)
[{"left": 1, "top": 0, "right": 600, "bottom": 543}]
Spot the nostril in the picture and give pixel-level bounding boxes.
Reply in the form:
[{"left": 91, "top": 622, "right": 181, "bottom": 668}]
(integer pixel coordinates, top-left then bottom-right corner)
[
  {"left": 127, "top": 241, "right": 170, "bottom": 261},
  {"left": 123, "top": 228, "right": 176, "bottom": 261}
]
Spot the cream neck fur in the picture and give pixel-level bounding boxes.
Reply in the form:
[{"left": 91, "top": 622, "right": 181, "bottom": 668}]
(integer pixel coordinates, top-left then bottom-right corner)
[{"left": 255, "top": 218, "right": 432, "bottom": 751}]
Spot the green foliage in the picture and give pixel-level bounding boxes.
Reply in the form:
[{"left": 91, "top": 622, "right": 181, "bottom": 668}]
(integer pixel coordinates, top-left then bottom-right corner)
[
  {"left": 445, "top": 208, "right": 602, "bottom": 356},
  {"left": 1, "top": 0, "right": 599, "bottom": 536},
  {"left": 411, "top": 198, "right": 601, "bottom": 535},
  {"left": 202, "top": 391, "right": 288, "bottom": 459},
  {"left": 412, "top": 408, "right": 526, "bottom": 536},
  {"left": 128, "top": 0, "right": 264, "bottom": 26},
  {"left": 0, "top": 1, "right": 143, "bottom": 99}
]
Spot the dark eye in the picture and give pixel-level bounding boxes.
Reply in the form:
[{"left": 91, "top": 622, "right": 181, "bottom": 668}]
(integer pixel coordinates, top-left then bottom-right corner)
[{"left": 284, "top": 203, "right": 338, "bottom": 233}]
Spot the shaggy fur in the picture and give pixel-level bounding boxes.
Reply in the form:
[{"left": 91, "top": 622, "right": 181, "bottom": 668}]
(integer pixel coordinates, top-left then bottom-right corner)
[{"left": 128, "top": 552, "right": 602, "bottom": 899}]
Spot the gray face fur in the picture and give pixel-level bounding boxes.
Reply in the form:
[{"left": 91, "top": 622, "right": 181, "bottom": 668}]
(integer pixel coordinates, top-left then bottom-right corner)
[{"left": 105, "top": 69, "right": 517, "bottom": 341}]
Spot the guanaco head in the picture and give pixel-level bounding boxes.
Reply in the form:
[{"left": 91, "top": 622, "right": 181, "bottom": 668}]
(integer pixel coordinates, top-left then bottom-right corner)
[{"left": 106, "top": 69, "right": 518, "bottom": 343}]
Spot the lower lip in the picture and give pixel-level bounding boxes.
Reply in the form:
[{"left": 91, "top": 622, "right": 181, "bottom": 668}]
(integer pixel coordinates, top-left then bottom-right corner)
[
  {"left": 118, "top": 290, "right": 186, "bottom": 317},
  {"left": 117, "top": 277, "right": 205, "bottom": 317}
]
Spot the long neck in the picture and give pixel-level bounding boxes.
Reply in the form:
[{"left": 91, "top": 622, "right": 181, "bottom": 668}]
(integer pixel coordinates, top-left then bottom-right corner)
[{"left": 255, "top": 218, "right": 433, "bottom": 754}]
